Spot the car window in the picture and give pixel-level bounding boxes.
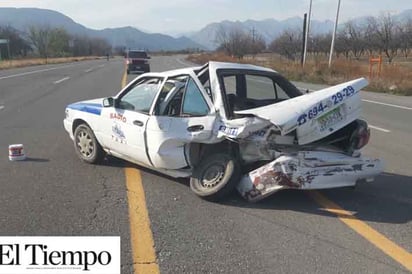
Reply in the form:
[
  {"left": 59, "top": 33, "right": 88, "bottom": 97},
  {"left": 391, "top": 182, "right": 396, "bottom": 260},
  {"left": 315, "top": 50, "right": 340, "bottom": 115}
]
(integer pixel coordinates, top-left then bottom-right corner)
[
  {"left": 128, "top": 51, "right": 148, "bottom": 58},
  {"left": 222, "top": 75, "right": 236, "bottom": 95},
  {"left": 118, "top": 77, "right": 162, "bottom": 113},
  {"left": 155, "top": 75, "right": 209, "bottom": 117},
  {"left": 246, "top": 75, "right": 275, "bottom": 100},
  {"left": 197, "top": 68, "right": 213, "bottom": 101},
  {"left": 218, "top": 70, "right": 302, "bottom": 118},
  {"left": 182, "top": 78, "right": 209, "bottom": 116},
  {"left": 155, "top": 76, "right": 186, "bottom": 116}
]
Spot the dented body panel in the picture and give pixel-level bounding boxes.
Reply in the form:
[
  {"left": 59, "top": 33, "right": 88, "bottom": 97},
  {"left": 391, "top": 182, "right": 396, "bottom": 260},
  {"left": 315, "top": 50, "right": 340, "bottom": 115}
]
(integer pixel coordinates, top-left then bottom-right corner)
[
  {"left": 64, "top": 61, "right": 383, "bottom": 202},
  {"left": 237, "top": 151, "right": 383, "bottom": 202}
]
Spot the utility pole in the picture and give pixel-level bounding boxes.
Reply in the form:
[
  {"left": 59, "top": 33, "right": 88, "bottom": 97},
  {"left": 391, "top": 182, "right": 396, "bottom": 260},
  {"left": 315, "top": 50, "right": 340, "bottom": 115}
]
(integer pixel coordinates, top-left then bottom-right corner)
[
  {"left": 328, "top": 0, "right": 341, "bottom": 68},
  {"left": 301, "top": 13, "right": 307, "bottom": 66},
  {"left": 251, "top": 27, "right": 256, "bottom": 42},
  {"left": 303, "top": 0, "right": 312, "bottom": 66}
]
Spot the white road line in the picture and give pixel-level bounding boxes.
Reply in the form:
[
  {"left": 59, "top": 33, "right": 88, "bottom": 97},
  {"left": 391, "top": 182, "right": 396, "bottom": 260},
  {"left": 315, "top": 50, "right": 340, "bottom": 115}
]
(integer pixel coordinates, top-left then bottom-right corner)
[
  {"left": 0, "top": 64, "right": 75, "bottom": 80},
  {"left": 85, "top": 68, "right": 93, "bottom": 73},
  {"left": 98, "top": 64, "right": 105, "bottom": 68},
  {"left": 369, "top": 125, "right": 391, "bottom": 133},
  {"left": 53, "top": 77, "right": 70, "bottom": 84},
  {"left": 0, "top": 105, "right": 4, "bottom": 111},
  {"left": 362, "top": 99, "right": 412, "bottom": 111}
]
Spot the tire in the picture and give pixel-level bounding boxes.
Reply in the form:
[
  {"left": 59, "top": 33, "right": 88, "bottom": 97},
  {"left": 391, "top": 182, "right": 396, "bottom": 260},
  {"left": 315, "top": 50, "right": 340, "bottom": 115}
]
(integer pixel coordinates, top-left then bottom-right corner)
[
  {"left": 73, "top": 124, "right": 105, "bottom": 164},
  {"left": 190, "top": 153, "right": 240, "bottom": 201},
  {"left": 126, "top": 69, "right": 130, "bottom": 74}
]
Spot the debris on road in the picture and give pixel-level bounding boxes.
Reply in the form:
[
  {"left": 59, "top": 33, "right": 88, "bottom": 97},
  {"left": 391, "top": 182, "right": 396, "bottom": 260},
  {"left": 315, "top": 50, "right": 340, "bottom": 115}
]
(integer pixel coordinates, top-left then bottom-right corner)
[{"left": 9, "top": 144, "right": 26, "bottom": 161}]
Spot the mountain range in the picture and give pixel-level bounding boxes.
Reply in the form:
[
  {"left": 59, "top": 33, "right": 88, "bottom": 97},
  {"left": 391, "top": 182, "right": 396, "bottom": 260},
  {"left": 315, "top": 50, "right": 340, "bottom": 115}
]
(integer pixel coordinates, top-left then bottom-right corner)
[
  {"left": 1, "top": 7, "right": 411, "bottom": 51},
  {"left": 0, "top": 8, "right": 204, "bottom": 51}
]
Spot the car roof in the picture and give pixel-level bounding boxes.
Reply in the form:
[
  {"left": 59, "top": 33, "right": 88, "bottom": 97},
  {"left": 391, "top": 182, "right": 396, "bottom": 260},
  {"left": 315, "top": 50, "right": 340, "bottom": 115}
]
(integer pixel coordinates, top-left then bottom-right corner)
[{"left": 144, "top": 61, "right": 277, "bottom": 78}]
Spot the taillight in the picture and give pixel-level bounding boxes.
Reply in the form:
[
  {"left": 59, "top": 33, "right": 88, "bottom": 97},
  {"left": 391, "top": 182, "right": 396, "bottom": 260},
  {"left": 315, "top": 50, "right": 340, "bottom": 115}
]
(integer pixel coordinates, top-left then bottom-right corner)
[
  {"left": 356, "top": 126, "right": 370, "bottom": 149},
  {"left": 349, "top": 120, "right": 370, "bottom": 152}
]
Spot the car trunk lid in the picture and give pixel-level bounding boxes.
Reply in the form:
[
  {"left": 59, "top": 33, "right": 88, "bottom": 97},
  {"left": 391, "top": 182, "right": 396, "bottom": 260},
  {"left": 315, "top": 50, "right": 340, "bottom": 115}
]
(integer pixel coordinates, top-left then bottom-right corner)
[{"left": 234, "top": 78, "right": 368, "bottom": 145}]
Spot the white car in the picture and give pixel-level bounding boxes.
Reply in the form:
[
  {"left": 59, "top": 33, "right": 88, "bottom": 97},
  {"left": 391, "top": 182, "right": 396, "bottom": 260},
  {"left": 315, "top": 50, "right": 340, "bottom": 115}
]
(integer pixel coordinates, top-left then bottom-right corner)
[{"left": 64, "top": 61, "right": 383, "bottom": 202}]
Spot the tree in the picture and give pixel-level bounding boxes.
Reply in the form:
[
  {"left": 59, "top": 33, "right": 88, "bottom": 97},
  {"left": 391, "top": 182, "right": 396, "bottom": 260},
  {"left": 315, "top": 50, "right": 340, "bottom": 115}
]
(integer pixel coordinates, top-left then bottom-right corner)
[
  {"left": 341, "top": 21, "right": 365, "bottom": 60},
  {"left": 367, "top": 13, "right": 400, "bottom": 63},
  {"left": 398, "top": 17, "right": 412, "bottom": 59},
  {"left": 0, "top": 25, "right": 31, "bottom": 58},
  {"left": 216, "top": 25, "right": 265, "bottom": 59},
  {"left": 49, "top": 28, "right": 70, "bottom": 57},
  {"left": 28, "top": 25, "right": 51, "bottom": 59},
  {"left": 269, "top": 29, "right": 302, "bottom": 61}
]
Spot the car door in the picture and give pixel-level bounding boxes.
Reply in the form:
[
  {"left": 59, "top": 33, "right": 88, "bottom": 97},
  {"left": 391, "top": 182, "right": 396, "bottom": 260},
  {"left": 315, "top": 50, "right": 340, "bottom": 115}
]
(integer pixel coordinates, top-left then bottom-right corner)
[
  {"left": 146, "top": 74, "right": 217, "bottom": 169},
  {"left": 100, "top": 76, "right": 163, "bottom": 166}
]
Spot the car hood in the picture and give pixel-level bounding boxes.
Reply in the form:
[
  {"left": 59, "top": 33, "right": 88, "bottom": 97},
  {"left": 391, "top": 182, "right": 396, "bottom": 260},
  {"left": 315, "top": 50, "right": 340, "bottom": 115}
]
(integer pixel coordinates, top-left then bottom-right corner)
[
  {"left": 66, "top": 98, "right": 103, "bottom": 115},
  {"left": 234, "top": 78, "right": 368, "bottom": 145}
]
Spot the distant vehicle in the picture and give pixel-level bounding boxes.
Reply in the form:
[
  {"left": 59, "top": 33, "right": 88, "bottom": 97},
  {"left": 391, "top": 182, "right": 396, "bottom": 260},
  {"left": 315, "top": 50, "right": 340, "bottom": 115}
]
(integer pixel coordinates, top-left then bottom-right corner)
[
  {"left": 63, "top": 62, "right": 383, "bottom": 202},
  {"left": 125, "top": 50, "right": 150, "bottom": 74}
]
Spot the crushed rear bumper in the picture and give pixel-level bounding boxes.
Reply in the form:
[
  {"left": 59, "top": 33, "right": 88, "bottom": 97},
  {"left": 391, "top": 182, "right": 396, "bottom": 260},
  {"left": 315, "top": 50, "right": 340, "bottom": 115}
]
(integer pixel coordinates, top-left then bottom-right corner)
[{"left": 236, "top": 151, "right": 383, "bottom": 202}]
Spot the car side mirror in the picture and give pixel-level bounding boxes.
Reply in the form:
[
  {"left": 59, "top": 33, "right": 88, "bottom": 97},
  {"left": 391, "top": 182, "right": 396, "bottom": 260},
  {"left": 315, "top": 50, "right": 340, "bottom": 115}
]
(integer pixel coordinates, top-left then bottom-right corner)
[{"left": 103, "top": 97, "right": 114, "bottom": 107}]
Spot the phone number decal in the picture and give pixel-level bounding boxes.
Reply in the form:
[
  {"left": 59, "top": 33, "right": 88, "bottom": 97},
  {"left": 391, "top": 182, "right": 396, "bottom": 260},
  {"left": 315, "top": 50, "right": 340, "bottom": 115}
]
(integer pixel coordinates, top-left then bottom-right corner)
[{"left": 297, "top": 85, "right": 356, "bottom": 126}]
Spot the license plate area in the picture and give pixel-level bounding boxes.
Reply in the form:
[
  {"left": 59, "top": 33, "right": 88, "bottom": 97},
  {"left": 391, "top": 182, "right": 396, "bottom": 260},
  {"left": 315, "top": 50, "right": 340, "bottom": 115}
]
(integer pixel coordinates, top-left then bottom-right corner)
[{"left": 318, "top": 107, "right": 343, "bottom": 131}]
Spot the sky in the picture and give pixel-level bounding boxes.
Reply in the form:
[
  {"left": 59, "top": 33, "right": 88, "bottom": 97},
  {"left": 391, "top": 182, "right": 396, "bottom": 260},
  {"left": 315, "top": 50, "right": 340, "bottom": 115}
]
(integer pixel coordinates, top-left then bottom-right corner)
[{"left": 1, "top": 0, "right": 411, "bottom": 34}]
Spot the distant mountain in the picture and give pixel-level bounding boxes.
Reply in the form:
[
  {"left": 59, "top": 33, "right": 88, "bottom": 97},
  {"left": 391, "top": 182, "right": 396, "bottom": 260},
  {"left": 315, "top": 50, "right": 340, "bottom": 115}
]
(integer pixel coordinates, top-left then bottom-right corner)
[
  {"left": 189, "top": 9, "right": 412, "bottom": 50},
  {"left": 0, "top": 8, "right": 204, "bottom": 51},
  {"left": 189, "top": 17, "right": 334, "bottom": 50}
]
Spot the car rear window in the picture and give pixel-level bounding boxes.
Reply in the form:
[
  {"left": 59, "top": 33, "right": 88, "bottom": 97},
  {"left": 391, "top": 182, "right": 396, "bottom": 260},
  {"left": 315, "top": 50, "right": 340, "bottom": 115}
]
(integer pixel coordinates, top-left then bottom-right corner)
[{"left": 128, "top": 51, "right": 148, "bottom": 58}]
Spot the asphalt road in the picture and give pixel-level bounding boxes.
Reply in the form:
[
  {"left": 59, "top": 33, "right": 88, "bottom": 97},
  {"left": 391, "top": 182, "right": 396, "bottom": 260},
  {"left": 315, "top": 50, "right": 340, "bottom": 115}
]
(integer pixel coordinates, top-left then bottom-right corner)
[{"left": 0, "top": 55, "right": 411, "bottom": 273}]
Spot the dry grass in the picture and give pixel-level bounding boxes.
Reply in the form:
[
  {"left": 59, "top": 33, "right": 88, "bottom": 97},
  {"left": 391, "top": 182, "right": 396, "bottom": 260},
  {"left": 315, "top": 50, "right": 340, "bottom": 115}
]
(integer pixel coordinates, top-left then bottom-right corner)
[
  {"left": 188, "top": 52, "right": 412, "bottom": 96},
  {"left": 0, "top": 56, "right": 102, "bottom": 70}
]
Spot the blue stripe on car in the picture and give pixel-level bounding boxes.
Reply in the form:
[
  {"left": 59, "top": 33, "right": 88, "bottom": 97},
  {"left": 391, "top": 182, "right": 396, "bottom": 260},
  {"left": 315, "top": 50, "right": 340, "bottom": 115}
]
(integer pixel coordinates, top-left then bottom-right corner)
[{"left": 67, "top": 103, "right": 102, "bottom": 115}]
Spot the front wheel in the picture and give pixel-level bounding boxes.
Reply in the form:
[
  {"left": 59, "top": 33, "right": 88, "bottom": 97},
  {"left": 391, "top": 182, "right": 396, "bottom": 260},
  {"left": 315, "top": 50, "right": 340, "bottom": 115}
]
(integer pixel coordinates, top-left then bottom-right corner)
[
  {"left": 190, "top": 153, "right": 240, "bottom": 201},
  {"left": 73, "top": 124, "right": 105, "bottom": 164}
]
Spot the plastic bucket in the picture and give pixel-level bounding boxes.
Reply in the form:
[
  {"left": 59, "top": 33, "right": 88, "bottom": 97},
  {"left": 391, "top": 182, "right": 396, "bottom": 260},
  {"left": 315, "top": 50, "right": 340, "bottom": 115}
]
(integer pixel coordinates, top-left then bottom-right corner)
[{"left": 9, "top": 144, "right": 26, "bottom": 161}]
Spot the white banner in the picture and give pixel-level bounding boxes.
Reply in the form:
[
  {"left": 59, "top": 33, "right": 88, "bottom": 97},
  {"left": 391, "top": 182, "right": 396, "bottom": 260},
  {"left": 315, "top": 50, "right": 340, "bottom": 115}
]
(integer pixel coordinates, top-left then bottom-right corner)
[{"left": 0, "top": 237, "right": 120, "bottom": 274}]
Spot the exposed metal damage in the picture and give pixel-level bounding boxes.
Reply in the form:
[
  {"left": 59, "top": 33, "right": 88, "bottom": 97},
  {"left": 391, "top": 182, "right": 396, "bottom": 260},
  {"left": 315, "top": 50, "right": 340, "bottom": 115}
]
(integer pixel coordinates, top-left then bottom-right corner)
[
  {"left": 64, "top": 61, "right": 383, "bottom": 202},
  {"left": 237, "top": 151, "right": 383, "bottom": 202}
]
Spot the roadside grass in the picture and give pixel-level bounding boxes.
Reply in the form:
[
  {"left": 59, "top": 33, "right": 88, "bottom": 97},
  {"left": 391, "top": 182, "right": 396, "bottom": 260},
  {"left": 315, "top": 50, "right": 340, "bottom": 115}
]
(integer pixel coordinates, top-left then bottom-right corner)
[
  {"left": 188, "top": 52, "right": 412, "bottom": 96},
  {"left": 0, "top": 56, "right": 103, "bottom": 70}
]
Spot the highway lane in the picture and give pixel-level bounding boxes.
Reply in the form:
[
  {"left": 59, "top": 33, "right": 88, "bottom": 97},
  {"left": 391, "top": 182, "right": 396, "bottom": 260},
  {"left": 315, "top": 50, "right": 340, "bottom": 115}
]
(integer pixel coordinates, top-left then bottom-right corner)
[
  {"left": 0, "top": 55, "right": 410, "bottom": 273},
  {"left": 0, "top": 58, "right": 134, "bottom": 273}
]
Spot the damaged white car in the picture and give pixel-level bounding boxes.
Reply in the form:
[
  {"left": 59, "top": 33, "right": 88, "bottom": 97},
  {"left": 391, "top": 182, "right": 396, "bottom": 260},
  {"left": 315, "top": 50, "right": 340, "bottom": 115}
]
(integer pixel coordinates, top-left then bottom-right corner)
[{"left": 64, "top": 62, "right": 383, "bottom": 202}]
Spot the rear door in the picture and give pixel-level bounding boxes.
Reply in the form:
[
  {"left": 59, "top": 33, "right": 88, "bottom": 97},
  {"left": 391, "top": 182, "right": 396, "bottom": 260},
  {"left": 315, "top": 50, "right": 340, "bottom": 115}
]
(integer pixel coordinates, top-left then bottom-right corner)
[{"left": 146, "top": 74, "right": 216, "bottom": 169}]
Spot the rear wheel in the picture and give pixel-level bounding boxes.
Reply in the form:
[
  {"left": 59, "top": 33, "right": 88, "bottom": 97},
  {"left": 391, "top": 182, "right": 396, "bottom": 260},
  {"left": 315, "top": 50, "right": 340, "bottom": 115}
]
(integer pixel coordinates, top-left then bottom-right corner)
[
  {"left": 73, "top": 124, "right": 105, "bottom": 164},
  {"left": 190, "top": 153, "right": 240, "bottom": 201}
]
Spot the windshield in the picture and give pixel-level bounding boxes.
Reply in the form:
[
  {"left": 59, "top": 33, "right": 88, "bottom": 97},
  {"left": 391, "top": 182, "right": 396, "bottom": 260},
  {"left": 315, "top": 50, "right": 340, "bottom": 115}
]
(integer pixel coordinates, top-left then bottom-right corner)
[{"left": 128, "top": 51, "right": 148, "bottom": 58}]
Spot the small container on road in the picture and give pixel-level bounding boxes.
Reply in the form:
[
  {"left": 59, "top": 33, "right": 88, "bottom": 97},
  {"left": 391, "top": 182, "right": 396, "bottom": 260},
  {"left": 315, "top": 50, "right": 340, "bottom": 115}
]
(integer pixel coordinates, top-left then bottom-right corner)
[{"left": 9, "top": 144, "right": 26, "bottom": 161}]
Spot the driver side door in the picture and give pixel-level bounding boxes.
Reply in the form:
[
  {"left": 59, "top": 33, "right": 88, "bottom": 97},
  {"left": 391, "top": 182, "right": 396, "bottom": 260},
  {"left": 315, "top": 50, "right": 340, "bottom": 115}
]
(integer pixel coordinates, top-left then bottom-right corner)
[{"left": 101, "top": 77, "right": 163, "bottom": 166}]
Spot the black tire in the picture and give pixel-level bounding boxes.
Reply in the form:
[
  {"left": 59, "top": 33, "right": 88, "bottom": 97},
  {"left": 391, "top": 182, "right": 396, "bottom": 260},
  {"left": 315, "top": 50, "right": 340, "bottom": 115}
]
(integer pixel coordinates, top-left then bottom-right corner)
[
  {"left": 190, "top": 153, "right": 240, "bottom": 201},
  {"left": 126, "top": 69, "right": 130, "bottom": 74},
  {"left": 73, "top": 124, "right": 105, "bottom": 164}
]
